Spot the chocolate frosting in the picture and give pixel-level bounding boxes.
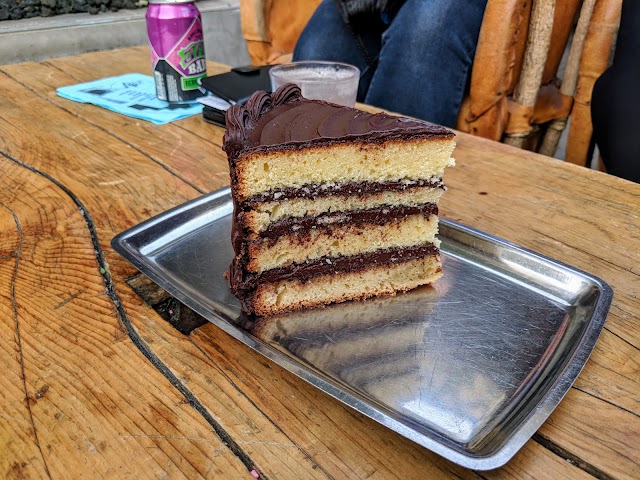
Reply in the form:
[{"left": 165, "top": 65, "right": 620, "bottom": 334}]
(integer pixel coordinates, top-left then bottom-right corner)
[{"left": 222, "top": 84, "right": 454, "bottom": 161}]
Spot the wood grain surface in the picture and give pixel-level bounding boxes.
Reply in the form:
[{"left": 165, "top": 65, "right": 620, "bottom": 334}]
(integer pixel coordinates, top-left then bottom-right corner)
[{"left": 0, "top": 46, "right": 638, "bottom": 479}]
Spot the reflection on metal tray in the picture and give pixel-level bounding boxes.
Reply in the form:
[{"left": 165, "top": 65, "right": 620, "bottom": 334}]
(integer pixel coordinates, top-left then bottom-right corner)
[{"left": 111, "top": 187, "right": 612, "bottom": 470}]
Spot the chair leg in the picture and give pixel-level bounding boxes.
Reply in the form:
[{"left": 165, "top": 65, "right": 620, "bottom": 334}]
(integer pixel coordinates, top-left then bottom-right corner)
[
  {"left": 504, "top": 0, "right": 556, "bottom": 149},
  {"left": 539, "top": 0, "right": 596, "bottom": 157},
  {"left": 539, "top": 119, "right": 567, "bottom": 157}
]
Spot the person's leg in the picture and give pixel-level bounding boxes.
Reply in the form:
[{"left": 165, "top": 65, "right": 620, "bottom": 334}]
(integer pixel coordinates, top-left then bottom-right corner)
[
  {"left": 293, "top": 0, "right": 384, "bottom": 101},
  {"left": 364, "top": 0, "right": 487, "bottom": 127}
]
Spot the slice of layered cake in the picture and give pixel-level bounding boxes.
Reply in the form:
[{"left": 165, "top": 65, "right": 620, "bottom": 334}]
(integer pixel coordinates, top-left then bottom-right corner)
[{"left": 223, "top": 84, "right": 455, "bottom": 316}]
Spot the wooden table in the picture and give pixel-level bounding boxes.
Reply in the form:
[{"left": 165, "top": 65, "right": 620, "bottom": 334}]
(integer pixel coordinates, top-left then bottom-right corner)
[{"left": 1, "top": 46, "right": 638, "bottom": 480}]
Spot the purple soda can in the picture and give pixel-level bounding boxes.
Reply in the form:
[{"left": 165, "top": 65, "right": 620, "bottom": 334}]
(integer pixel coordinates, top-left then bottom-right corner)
[{"left": 146, "top": 0, "right": 207, "bottom": 103}]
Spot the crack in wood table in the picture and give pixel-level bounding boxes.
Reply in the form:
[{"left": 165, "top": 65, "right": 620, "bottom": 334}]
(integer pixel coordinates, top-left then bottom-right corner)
[{"left": 1, "top": 46, "right": 638, "bottom": 479}]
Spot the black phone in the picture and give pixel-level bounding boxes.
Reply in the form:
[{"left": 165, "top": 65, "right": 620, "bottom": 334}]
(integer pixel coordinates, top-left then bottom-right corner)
[{"left": 199, "top": 65, "right": 274, "bottom": 126}]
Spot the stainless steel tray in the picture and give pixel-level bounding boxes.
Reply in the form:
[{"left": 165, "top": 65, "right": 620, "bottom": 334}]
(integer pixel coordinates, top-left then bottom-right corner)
[{"left": 112, "top": 187, "right": 612, "bottom": 470}]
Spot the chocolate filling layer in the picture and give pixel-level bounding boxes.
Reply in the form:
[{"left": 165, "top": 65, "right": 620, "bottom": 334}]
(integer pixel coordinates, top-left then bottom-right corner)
[
  {"left": 244, "top": 178, "right": 445, "bottom": 205},
  {"left": 230, "top": 243, "right": 440, "bottom": 297},
  {"left": 258, "top": 203, "right": 438, "bottom": 240}
]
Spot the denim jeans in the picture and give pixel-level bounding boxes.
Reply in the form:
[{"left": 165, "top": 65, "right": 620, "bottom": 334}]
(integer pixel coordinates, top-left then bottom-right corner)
[{"left": 293, "top": 0, "right": 487, "bottom": 127}]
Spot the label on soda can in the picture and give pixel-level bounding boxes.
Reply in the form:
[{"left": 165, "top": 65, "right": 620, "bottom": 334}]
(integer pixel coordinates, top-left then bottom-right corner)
[{"left": 149, "top": 16, "right": 207, "bottom": 103}]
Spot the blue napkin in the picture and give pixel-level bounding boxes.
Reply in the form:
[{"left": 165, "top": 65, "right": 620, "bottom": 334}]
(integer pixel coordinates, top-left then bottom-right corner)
[{"left": 56, "top": 73, "right": 203, "bottom": 125}]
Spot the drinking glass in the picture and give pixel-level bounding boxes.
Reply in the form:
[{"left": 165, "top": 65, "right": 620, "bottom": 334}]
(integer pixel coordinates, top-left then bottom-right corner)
[{"left": 269, "top": 61, "right": 360, "bottom": 107}]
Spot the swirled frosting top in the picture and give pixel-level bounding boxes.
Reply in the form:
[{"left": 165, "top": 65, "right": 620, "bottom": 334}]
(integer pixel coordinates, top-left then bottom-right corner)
[{"left": 222, "top": 84, "right": 453, "bottom": 160}]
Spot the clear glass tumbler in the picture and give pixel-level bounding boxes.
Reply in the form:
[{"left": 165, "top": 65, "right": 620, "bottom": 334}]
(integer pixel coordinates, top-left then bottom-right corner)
[{"left": 269, "top": 61, "right": 360, "bottom": 107}]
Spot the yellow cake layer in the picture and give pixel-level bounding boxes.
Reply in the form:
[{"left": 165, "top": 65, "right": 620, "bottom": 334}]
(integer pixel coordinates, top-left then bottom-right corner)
[
  {"left": 252, "top": 255, "right": 442, "bottom": 316},
  {"left": 247, "top": 213, "right": 439, "bottom": 273},
  {"left": 235, "top": 138, "right": 455, "bottom": 201},
  {"left": 244, "top": 187, "right": 444, "bottom": 234}
]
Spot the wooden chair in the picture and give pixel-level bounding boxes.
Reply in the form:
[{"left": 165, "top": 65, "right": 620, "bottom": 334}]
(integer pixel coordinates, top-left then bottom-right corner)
[
  {"left": 239, "top": 0, "right": 623, "bottom": 168},
  {"left": 458, "top": 0, "right": 622, "bottom": 168}
]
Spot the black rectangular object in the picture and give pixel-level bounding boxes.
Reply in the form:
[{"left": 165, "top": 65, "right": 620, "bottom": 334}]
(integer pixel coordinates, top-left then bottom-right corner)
[{"left": 200, "top": 65, "right": 273, "bottom": 105}]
